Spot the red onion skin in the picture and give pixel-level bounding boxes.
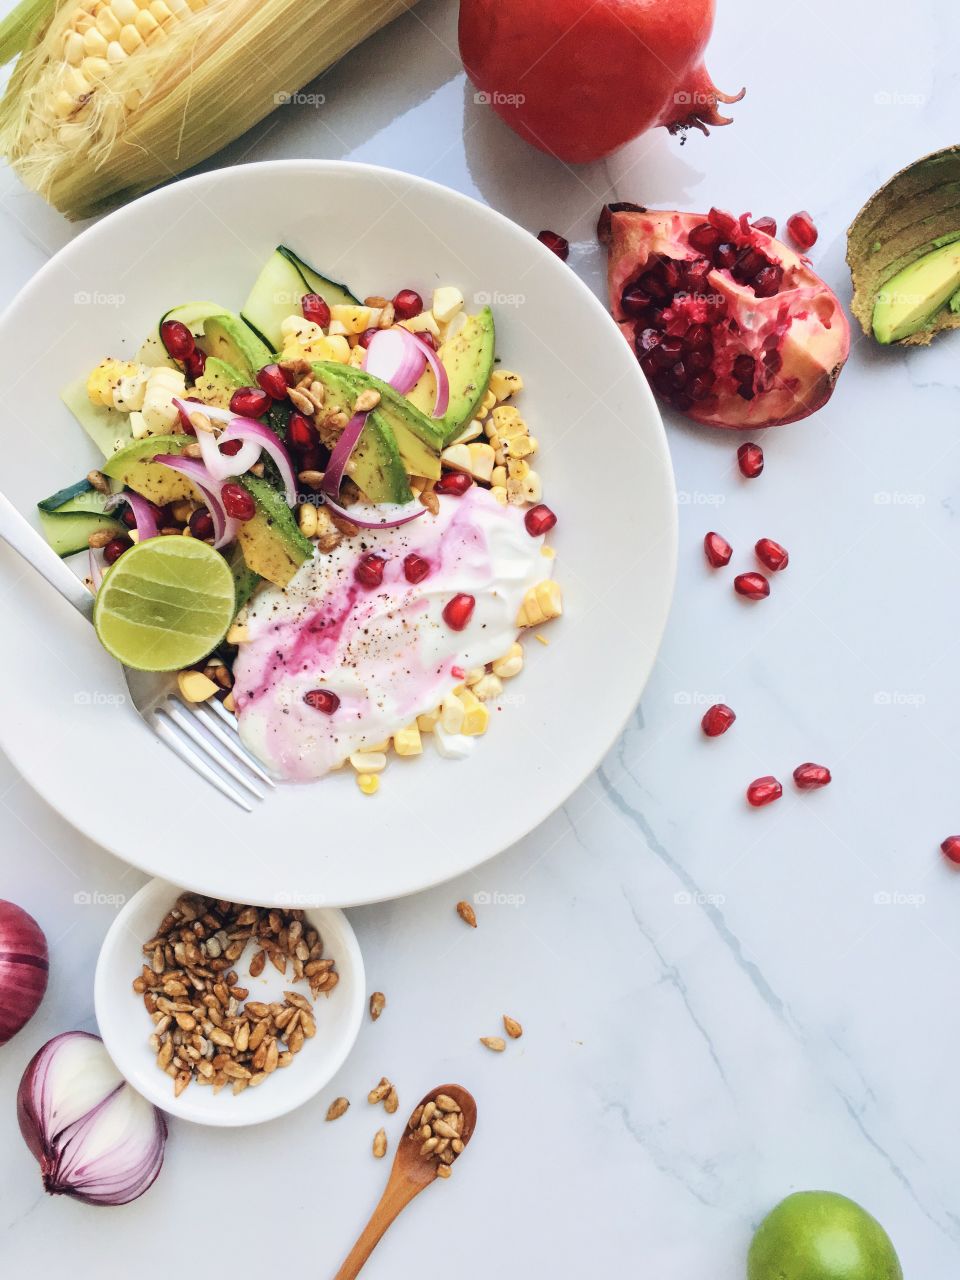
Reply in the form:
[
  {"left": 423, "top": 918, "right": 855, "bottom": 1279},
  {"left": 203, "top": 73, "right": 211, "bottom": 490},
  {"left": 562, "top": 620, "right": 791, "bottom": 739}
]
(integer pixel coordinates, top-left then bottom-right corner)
[
  {"left": 0, "top": 900, "right": 48, "bottom": 1046},
  {"left": 18, "top": 1031, "right": 168, "bottom": 1206}
]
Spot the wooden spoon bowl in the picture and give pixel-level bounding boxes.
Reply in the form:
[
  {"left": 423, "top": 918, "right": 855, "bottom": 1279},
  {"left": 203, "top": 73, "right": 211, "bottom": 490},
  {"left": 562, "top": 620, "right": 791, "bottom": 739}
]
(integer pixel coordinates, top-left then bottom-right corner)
[{"left": 334, "top": 1083, "right": 477, "bottom": 1279}]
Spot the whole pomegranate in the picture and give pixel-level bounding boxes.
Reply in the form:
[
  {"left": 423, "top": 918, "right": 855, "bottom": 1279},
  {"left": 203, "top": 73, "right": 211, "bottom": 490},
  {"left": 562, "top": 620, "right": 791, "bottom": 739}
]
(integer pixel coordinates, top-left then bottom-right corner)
[
  {"left": 459, "top": 0, "right": 742, "bottom": 164},
  {"left": 600, "top": 204, "right": 850, "bottom": 429}
]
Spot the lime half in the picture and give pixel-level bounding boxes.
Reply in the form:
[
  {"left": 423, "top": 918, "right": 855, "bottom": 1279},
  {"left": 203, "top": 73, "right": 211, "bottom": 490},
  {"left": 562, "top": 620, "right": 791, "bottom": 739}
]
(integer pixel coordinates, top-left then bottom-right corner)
[{"left": 94, "top": 537, "right": 235, "bottom": 672}]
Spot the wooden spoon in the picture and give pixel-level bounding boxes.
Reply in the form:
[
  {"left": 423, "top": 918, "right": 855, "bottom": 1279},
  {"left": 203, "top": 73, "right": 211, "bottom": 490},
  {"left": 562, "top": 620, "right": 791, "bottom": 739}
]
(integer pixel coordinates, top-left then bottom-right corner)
[{"left": 333, "top": 1083, "right": 477, "bottom": 1280}]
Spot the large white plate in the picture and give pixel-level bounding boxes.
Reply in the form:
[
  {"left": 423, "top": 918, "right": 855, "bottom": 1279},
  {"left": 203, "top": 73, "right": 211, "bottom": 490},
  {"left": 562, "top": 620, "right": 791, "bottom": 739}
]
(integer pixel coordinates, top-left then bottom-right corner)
[{"left": 0, "top": 161, "right": 675, "bottom": 907}]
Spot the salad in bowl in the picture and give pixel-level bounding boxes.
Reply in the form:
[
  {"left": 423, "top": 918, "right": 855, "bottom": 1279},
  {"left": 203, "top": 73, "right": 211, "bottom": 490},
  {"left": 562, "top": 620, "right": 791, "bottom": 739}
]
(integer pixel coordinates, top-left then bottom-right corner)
[{"left": 40, "top": 245, "right": 561, "bottom": 793}]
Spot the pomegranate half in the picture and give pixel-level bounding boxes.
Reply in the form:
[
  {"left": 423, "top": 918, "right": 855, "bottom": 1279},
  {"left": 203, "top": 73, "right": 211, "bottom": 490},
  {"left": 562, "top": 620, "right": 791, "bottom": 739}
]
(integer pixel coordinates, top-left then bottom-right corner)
[{"left": 600, "top": 204, "right": 850, "bottom": 429}]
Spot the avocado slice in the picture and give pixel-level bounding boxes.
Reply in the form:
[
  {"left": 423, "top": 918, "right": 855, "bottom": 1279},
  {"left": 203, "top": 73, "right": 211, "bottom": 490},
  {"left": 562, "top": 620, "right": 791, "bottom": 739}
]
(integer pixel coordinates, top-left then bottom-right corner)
[
  {"left": 873, "top": 241, "right": 960, "bottom": 343},
  {"left": 405, "top": 308, "right": 495, "bottom": 444},
  {"left": 235, "top": 475, "right": 313, "bottom": 588},
  {"left": 102, "top": 435, "right": 199, "bottom": 505},
  {"left": 241, "top": 246, "right": 359, "bottom": 350},
  {"left": 192, "top": 357, "right": 247, "bottom": 409},
  {"left": 198, "top": 314, "right": 272, "bottom": 383},
  {"left": 311, "top": 362, "right": 443, "bottom": 482},
  {"left": 227, "top": 545, "right": 261, "bottom": 614}
]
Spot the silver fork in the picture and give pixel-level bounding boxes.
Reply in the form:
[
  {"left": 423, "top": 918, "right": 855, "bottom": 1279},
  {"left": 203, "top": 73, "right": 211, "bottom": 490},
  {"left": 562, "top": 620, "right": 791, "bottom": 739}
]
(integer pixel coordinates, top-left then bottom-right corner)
[{"left": 0, "top": 492, "right": 274, "bottom": 810}]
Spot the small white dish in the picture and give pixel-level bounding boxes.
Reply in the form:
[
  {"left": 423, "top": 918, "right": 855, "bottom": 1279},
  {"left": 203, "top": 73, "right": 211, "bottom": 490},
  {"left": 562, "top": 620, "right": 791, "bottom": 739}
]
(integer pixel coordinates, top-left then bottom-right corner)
[{"left": 94, "top": 878, "right": 364, "bottom": 1126}]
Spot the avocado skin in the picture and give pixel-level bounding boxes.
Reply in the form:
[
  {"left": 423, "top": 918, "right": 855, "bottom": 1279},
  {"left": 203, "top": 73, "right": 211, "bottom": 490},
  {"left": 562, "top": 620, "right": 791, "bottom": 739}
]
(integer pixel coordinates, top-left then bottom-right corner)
[
  {"left": 406, "top": 307, "right": 495, "bottom": 444},
  {"left": 199, "top": 314, "right": 273, "bottom": 383},
  {"left": 235, "top": 474, "right": 312, "bottom": 588},
  {"left": 747, "top": 1192, "right": 903, "bottom": 1280}
]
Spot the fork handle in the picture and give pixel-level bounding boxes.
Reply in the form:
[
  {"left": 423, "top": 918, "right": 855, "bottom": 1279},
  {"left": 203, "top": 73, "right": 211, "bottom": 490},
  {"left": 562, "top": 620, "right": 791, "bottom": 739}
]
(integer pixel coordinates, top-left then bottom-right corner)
[{"left": 0, "top": 491, "right": 95, "bottom": 620}]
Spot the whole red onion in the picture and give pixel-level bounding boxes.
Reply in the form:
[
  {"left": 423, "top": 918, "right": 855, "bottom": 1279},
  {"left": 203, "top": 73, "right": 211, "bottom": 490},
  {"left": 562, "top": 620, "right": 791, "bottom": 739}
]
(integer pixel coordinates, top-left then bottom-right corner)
[{"left": 0, "top": 900, "right": 48, "bottom": 1045}]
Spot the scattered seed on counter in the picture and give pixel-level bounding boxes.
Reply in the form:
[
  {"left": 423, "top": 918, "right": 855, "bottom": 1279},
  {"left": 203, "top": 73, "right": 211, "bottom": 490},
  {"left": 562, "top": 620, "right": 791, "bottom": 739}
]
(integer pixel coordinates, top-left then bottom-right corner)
[
  {"left": 456, "top": 900, "right": 478, "bottom": 928},
  {"left": 369, "top": 991, "right": 386, "bottom": 1021},
  {"left": 503, "top": 1016, "right": 523, "bottom": 1039},
  {"left": 373, "top": 1128, "right": 388, "bottom": 1158},
  {"left": 480, "top": 1036, "right": 506, "bottom": 1052},
  {"left": 326, "top": 1096, "right": 350, "bottom": 1121}
]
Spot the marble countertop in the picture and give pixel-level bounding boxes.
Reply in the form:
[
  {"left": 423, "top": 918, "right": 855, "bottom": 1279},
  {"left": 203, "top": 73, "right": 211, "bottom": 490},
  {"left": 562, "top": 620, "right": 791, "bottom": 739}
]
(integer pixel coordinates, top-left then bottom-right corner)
[{"left": 1, "top": 0, "right": 958, "bottom": 1273}]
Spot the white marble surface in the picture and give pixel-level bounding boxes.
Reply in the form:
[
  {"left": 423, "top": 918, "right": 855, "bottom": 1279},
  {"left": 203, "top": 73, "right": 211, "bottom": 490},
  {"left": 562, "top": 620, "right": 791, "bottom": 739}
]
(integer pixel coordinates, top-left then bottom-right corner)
[{"left": 1, "top": 0, "right": 959, "bottom": 1274}]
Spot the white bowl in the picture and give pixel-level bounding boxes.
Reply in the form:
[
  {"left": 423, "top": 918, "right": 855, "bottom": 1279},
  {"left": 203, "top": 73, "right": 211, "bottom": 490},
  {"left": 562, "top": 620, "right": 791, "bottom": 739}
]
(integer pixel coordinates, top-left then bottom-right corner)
[
  {"left": 0, "top": 160, "right": 676, "bottom": 906},
  {"left": 94, "top": 878, "right": 364, "bottom": 1126}
]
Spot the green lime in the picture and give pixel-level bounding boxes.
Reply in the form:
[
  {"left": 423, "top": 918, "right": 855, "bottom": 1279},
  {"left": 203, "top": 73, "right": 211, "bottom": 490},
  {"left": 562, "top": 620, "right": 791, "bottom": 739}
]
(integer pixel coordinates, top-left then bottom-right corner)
[
  {"left": 94, "top": 537, "right": 235, "bottom": 672},
  {"left": 748, "top": 1191, "right": 902, "bottom": 1280}
]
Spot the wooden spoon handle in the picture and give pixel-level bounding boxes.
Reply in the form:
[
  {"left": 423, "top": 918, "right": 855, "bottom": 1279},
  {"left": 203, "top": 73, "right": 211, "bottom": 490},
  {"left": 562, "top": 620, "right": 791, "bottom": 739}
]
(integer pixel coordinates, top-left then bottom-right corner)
[{"left": 333, "top": 1178, "right": 425, "bottom": 1280}]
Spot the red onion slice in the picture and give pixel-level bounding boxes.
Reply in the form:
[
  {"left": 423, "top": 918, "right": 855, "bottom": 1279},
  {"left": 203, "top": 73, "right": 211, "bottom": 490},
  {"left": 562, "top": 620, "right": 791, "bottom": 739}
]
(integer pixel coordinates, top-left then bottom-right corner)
[
  {"left": 88, "top": 550, "right": 103, "bottom": 592},
  {"left": 105, "top": 491, "right": 159, "bottom": 542},
  {"left": 364, "top": 327, "right": 427, "bottom": 394},
  {"left": 172, "top": 399, "right": 260, "bottom": 484},
  {"left": 153, "top": 454, "right": 239, "bottom": 550},
  {"left": 321, "top": 411, "right": 369, "bottom": 500},
  {"left": 411, "top": 333, "right": 450, "bottom": 418},
  {"left": 220, "top": 417, "right": 297, "bottom": 506},
  {"left": 322, "top": 493, "right": 425, "bottom": 529}
]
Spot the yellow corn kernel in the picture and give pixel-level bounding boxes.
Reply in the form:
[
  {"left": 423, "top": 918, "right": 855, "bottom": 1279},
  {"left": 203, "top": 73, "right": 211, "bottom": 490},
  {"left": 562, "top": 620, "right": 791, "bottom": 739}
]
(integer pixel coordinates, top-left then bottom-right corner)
[
  {"left": 150, "top": 0, "right": 174, "bottom": 24},
  {"left": 95, "top": 6, "right": 122, "bottom": 39},
  {"left": 491, "top": 465, "right": 507, "bottom": 488},
  {"left": 134, "top": 9, "right": 159, "bottom": 39},
  {"left": 87, "top": 358, "right": 140, "bottom": 406},
  {"left": 507, "top": 458, "right": 530, "bottom": 481},
  {"left": 82, "top": 26, "right": 109, "bottom": 55},
  {"left": 522, "top": 471, "right": 542, "bottom": 504},
  {"left": 111, "top": 0, "right": 140, "bottom": 20},
  {"left": 440, "top": 441, "right": 495, "bottom": 484},
  {"left": 441, "top": 691, "right": 465, "bottom": 735},
  {"left": 356, "top": 773, "right": 380, "bottom": 796},
  {"left": 393, "top": 723, "right": 423, "bottom": 757},
  {"left": 447, "top": 418, "right": 483, "bottom": 446},
  {"left": 329, "top": 304, "right": 372, "bottom": 335},
  {"left": 491, "top": 486, "right": 508, "bottom": 506},
  {"left": 417, "top": 707, "right": 441, "bottom": 733},
  {"left": 349, "top": 344, "right": 366, "bottom": 368},
  {"left": 541, "top": 545, "right": 556, "bottom": 559},
  {"left": 472, "top": 673, "right": 503, "bottom": 702},
  {"left": 63, "top": 30, "right": 85, "bottom": 64},
  {"left": 117, "top": 21, "right": 143, "bottom": 52},
  {"left": 177, "top": 669, "right": 218, "bottom": 702},
  {"left": 517, "top": 580, "right": 562, "bottom": 628},
  {"left": 464, "top": 666, "right": 485, "bottom": 686},
  {"left": 399, "top": 311, "right": 441, "bottom": 339},
  {"left": 106, "top": 39, "right": 127, "bottom": 63},
  {"left": 431, "top": 286, "right": 464, "bottom": 324},
  {"left": 458, "top": 687, "right": 489, "bottom": 737},
  {"left": 491, "top": 405, "right": 527, "bottom": 438},
  {"left": 490, "top": 369, "right": 523, "bottom": 401},
  {"left": 298, "top": 502, "right": 318, "bottom": 539},
  {"left": 363, "top": 740, "right": 390, "bottom": 753},
  {"left": 504, "top": 433, "right": 537, "bottom": 460},
  {"left": 349, "top": 751, "right": 387, "bottom": 774},
  {"left": 492, "top": 643, "right": 523, "bottom": 680}
]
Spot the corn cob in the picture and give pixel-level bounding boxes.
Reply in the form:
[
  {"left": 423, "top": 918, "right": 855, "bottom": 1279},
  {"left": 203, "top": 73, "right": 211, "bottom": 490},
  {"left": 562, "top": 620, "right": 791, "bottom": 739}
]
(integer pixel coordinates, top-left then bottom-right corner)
[{"left": 0, "top": 0, "right": 418, "bottom": 220}]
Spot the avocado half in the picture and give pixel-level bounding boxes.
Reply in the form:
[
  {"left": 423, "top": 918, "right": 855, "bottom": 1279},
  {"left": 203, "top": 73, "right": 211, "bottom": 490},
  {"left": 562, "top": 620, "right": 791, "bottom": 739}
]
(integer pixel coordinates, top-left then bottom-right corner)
[{"left": 847, "top": 144, "right": 960, "bottom": 346}]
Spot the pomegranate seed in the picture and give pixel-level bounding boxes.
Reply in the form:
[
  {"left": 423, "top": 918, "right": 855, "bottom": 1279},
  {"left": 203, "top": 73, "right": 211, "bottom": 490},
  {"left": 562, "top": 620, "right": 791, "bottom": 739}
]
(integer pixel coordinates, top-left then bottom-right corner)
[
  {"left": 221, "top": 483, "right": 256, "bottom": 521},
  {"left": 940, "top": 836, "right": 960, "bottom": 865},
  {"left": 103, "top": 535, "right": 132, "bottom": 565},
  {"left": 355, "top": 553, "right": 386, "bottom": 589},
  {"left": 734, "top": 247, "right": 766, "bottom": 281},
  {"left": 707, "top": 207, "right": 738, "bottom": 235},
  {"left": 392, "top": 289, "right": 423, "bottom": 320},
  {"left": 537, "top": 229, "right": 569, "bottom": 260},
  {"left": 753, "top": 264, "right": 783, "bottom": 298},
  {"left": 184, "top": 348, "right": 206, "bottom": 380},
  {"left": 359, "top": 327, "right": 379, "bottom": 349},
  {"left": 755, "top": 537, "right": 789, "bottom": 572},
  {"left": 715, "top": 242, "right": 737, "bottom": 269},
  {"left": 403, "top": 553, "right": 431, "bottom": 584},
  {"left": 176, "top": 395, "right": 202, "bottom": 434},
  {"left": 737, "top": 442, "right": 764, "bottom": 478},
  {"left": 751, "top": 216, "right": 777, "bottom": 236},
  {"left": 159, "top": 319, "right": 195, "bottom": 360},
  {"left": 304, "top": 688, "right": 340, "bottom": 714},
  {"left": 189, "top": 508, "right": 214, "bottom": 540},
  {"left": 786, "top": 210, "right": 818, "bottom": 252},
  {"left": 704, "top": 531, "right": 733, "bottom": 568},
  {"left": 442, "top": 593, "right": 476, "bottom": 631},
  {"left": 220, "top": 438, "right": 243, "bottom": 457},
  {"left": 701, "top": 703, "right": 736, "bottom": 737},
  {"left": 288, "top": 412, "right": 316, "bottom": 450},
  {"left": 297, "top": 447, "right": 323, "bottom": 473},
  {"left": 746, "top": 776, "right": 782, "bottom": 807},
  {"left": 623, "top": 287, "right": 652, "bottom": 317},
  {"left": 256, "top": 363, "right": 289, "bottom": 400},
  {"left": 734, "top": 572, "right": 770, "bottom": 600},
  {"left": 434, "top": 472, "right": 473, "bottom": 496},
  {"left": 687, "top": 222, "right": 722, "bottom": 255},
  {"left": 229, "top": 386, "right": 271, "bottom": 418},
  {"left": 733, "top": 354, "right": 756, "bottom": 383},
  {"left": 525, "top": 504, "right": 557, "bottom": 536},
  {"left": 793, "top": 762, "right": 831, "bottom": 790},
  {"left": 301, "top": 293, "right": 331, "bottom": 327}
]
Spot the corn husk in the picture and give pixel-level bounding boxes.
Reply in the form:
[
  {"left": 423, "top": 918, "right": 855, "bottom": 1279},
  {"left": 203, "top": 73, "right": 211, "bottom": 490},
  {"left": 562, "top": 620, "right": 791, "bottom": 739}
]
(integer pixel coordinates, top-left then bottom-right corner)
[{"left": 0, "top": 0, "right": 417, "bottom": 220}]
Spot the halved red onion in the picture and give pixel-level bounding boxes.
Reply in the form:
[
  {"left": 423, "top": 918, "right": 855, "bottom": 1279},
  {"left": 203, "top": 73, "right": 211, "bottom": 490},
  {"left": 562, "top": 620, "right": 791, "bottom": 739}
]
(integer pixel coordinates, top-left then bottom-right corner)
[
  {"left": 18, "top": 1031, "right": 167, "bottom": 1206},
  {"left": 0, "top": 900, "right": 47, "bottom": 1046},
  {"left": 322, "top": 493, "right": 425, "bottom": 529},
  {"left": 220, "top": 417, "right": 297, "bottom": 506},
  {"left": 411, "top": 333, "right": 450, "bottom": 418},
  {"left": 321, "top": 411, "right": 369, "bottom": 500},
  {"left": 105, "top": 491, "right": 159, "bottom": 542},
  {"left": 153, "top": 454, "right": 238, "bottom": 549},
  {"left": 364, "top": 327, "right": 427, "bottom": 394}
]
